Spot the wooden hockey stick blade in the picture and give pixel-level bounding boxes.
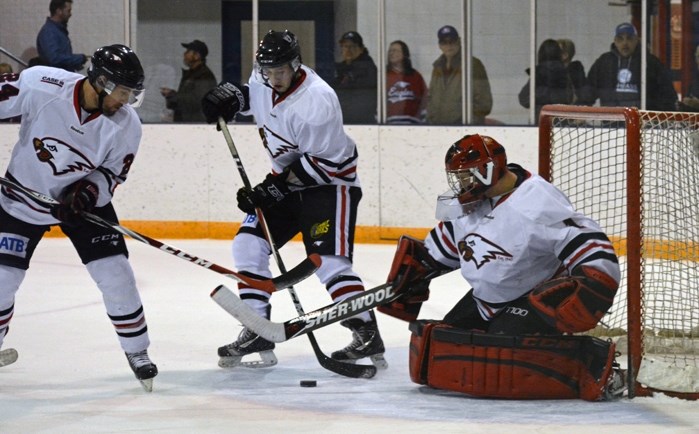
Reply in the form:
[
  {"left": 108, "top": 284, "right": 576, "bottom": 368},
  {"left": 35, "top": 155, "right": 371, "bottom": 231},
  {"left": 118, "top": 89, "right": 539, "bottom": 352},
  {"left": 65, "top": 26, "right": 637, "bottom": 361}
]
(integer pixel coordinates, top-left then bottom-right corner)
[
  {"left": 211, "top": 282, "right": 398, "bottom": 342},
  {"left": 0, "top": 176, "right": 320, "bottom": 293},
  {"left": 306, "top": 332, "right": 377, "bottom": 379}
]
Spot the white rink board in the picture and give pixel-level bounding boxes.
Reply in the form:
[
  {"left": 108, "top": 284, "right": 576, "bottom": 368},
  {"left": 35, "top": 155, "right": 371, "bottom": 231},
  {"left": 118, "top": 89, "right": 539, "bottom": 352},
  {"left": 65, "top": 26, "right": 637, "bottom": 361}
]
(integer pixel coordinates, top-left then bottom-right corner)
[{"left": 0, "top": 124, "right": 539, "bottom": 229}]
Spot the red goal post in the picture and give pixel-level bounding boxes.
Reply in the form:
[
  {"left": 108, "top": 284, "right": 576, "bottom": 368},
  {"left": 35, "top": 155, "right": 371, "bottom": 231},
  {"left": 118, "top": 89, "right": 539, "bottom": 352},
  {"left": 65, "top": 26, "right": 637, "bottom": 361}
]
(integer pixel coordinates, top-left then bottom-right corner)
[{"left": 539, "top": 105, "right": 699, "bottom": 400}]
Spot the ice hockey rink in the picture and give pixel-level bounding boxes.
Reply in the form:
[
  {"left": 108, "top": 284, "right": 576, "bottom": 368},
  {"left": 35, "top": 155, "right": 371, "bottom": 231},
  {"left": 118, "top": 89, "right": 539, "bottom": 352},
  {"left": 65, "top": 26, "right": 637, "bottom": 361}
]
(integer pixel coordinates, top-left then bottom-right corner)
[{"left": 1, "top": 237, "right": 698, "bottom": 434}]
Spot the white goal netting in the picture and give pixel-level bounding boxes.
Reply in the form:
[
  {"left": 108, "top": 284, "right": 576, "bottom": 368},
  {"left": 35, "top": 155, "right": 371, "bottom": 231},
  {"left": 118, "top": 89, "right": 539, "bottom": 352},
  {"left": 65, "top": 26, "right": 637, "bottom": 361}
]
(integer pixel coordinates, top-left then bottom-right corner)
[{"left": 541, "top": 107, "right": 699, "bottom": 398}]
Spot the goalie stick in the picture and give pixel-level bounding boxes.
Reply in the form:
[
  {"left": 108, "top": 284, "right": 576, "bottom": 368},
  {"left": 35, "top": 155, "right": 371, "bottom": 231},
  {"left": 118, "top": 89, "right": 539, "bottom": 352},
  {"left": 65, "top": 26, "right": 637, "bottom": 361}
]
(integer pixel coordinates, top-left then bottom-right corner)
[
  {"left": 211, "top": 282, "right": 398, "bottom": 343},
  {"left": 0, "top": 176, "right": 319, "bottom": 293},
  {"left": 218, "top": 119, "right": 377, "bottom": 379}
]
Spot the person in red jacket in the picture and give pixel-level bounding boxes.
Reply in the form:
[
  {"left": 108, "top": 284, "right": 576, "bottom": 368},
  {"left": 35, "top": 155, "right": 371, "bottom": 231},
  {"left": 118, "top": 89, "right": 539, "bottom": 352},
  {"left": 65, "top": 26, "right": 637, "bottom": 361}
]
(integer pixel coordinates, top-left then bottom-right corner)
[{"left": 386, "top": 40, "right": 428, "bottom": 124}]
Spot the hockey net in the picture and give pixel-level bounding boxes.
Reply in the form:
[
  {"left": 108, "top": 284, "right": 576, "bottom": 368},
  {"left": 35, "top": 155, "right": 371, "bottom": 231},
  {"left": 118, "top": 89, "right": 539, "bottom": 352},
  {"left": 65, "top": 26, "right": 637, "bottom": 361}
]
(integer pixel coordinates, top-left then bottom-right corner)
[{"left": 539, "top": 105, "right": 699, "bottom": 399}]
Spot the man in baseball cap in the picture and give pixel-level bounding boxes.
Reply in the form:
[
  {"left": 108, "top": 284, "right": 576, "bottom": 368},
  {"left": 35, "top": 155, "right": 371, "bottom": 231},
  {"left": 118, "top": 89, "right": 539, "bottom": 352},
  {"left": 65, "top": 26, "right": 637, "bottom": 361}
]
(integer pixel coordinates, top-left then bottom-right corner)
[
  {"left": 427, "top": 24, "right": 493, "bottom": 125},
  {"left": 584, "top": 21, "right": 677, "bottom": 111},
  {"left": 160, "top": 39, "right": 217, "bottom": 122},
  {"left": 332, "top": 30, "right": 377, "bottom": 124},
  {"left": 181, "top": 39, "right": 209, "bottom": 59}
]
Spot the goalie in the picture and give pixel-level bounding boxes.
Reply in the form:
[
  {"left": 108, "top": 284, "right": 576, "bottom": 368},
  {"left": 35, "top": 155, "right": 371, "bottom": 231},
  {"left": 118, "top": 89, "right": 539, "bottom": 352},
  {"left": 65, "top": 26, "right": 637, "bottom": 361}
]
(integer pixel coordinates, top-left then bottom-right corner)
[{"left": 379, "top": 134, "right": 625, "bottom": 401}]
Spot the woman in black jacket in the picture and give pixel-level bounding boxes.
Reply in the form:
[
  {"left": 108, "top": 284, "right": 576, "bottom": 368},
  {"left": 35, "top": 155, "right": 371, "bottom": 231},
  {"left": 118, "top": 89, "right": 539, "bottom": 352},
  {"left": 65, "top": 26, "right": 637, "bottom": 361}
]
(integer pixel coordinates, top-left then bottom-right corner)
[{"left": 518, "top": 39, "right": 574, "bottom": 123}]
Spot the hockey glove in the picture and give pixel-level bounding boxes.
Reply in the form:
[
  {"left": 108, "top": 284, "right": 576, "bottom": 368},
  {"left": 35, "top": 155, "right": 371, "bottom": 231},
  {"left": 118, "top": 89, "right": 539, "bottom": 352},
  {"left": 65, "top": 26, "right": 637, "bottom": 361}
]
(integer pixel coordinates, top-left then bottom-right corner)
[
  {"left": 378, "top": 236, "right": 448, "bottom": 322},
  {"left": 529, "top": 265, "right": 618, "bottom": 333},
  {"left": 236, "top": 173, "right": 290, "bottom": 215},
  {"left": 51, "top": 180, "right": 99, "bottom": 225},
  {"left": 201, "top": 82, "right": 249, "bottom": 124}
]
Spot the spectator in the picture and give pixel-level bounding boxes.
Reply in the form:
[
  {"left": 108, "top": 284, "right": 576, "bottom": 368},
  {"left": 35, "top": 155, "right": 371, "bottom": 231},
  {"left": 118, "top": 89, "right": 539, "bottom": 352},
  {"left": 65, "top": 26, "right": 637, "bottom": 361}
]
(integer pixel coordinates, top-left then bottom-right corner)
[
  {"left": 585, "top": 22, "right": 677, "bottom": 110},
  {"left": 36, "top": 0, "right": 87, "bottom": 72},
  {"left": 386, "top": 40, "right": 428, "bottom": 124},
  {"left": 160, "top": 40, "right": 217, "bottom": 122},
  {"left": 427, "top": 25, "right": 492, "bottom": 125},
  {"left": 331, "top": 31, "right": 378, "bottom": 124},
  {"left": 518, "top": 39, "right": 574, "bottom": 122},
  {"left": 679, "top": 44, "right": 699, "bottom": 112},
  {"left": 558, "top": 38, "right": 588, "bottom": 104}
]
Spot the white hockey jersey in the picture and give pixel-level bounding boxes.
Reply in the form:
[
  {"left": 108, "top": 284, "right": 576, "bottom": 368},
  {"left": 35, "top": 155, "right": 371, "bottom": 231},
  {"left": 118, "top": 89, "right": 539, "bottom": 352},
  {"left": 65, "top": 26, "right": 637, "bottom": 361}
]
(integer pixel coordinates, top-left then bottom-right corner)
[
  {"left": 242, "top": 65, "right": 359, "bottom": 188},
  {"left": 425, "top": 167, "right": 620, "bottom": 321},
  {"left": 0, "top": 67, "right": 141, "bottom": 225}
]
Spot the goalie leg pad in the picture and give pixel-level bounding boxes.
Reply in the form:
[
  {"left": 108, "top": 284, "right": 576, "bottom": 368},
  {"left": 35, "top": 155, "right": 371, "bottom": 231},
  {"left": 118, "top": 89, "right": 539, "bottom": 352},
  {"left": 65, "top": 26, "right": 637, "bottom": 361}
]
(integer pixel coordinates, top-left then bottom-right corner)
[
  {"left": 409, "top": 324, "right": 618, "bottom": 401},
  {"left": 529, "top": 265, "right": 618, "bottom": 333},
  {"left": 408, "top": 320, "right": 440, "bottom": 384}
]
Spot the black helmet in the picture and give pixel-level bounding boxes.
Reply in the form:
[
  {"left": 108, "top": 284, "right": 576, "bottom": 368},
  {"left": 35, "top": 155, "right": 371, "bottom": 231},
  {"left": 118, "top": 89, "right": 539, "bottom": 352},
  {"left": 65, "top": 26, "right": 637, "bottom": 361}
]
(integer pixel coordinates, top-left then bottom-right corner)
[
  {"left": 255, "top": 30, "right": 302, "bottom": 70},
  {"left": 88, "top": 44, "right": 145, "bottom": 91}
]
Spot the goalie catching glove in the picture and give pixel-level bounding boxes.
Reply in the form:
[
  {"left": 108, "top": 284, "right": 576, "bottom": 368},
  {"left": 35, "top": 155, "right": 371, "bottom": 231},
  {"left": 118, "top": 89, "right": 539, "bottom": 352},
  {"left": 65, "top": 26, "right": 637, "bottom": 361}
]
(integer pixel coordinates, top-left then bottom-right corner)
[
  {"left": 201, "top": 82, "right": 249, "bottom": 125},
  {"left": 378, "top": 236, "right": 450, "bottom": 321},
  {"left": 529, "top": 265, "right": 618, "bottom": 333},
  {"left": 237, "top": 172, "right": 291, "bottom": 215},
  {"left": 50, "top": 179, "right": 98, "bottom": 225}
]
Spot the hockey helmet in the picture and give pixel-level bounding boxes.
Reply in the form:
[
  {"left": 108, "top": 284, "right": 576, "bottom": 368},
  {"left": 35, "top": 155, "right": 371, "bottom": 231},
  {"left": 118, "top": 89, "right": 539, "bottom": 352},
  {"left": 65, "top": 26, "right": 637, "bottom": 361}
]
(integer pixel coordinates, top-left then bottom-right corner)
[
  {"left": 88, "top": 44, "right": 145, "bottom": 107},
  {"left": 256, "top": 30, "right": 302, "bottom": 72},
  {"left": 444, "top": 134, "right": 507, "bottom": 209}
]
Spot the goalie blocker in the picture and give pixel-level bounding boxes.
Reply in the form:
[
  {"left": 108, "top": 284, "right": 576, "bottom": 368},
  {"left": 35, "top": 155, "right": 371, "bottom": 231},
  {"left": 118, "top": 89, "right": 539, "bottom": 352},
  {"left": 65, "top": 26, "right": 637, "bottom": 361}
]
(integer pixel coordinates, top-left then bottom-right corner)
[
  {"left": 378, "top": 235, "right": 450, "bottom": 321},
  {"left": 408, "top": 320, "right": 623, "bottom": 401}
]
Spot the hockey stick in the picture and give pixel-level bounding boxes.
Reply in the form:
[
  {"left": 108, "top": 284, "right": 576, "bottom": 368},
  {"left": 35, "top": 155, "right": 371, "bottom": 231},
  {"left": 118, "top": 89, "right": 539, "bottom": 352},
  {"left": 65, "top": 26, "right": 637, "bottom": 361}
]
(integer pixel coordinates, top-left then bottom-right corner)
[
  {"left": 0, "top": 176, "right": 319, "bottom": 293},
  {"left": 211, "top": 282, "right": 397, "bottom": 342},
  {"left": 218, "top": 119, "right": 376, "bottom": 378}
]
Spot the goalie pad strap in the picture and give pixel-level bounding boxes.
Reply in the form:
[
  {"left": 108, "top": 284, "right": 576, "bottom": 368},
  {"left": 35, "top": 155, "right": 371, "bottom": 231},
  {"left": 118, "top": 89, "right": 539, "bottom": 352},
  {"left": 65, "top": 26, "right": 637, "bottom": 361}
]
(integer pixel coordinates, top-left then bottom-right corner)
[{"left": 409, "top": 321, "right": 617, "bottom": 401}]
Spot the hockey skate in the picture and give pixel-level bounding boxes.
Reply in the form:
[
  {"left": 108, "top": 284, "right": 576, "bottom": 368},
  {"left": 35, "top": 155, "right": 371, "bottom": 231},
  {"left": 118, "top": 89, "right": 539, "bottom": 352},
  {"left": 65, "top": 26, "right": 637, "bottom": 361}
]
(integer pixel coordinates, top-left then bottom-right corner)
[
  {"left": 0, "top": 348, "right": 18, "bottom": 367},
  {"left": 603, "top": 363, "right": 627, "bottom": 400},
  {"left": 125, "top": 349, "right": 158, "bottom": 392},
  {"left": 331, "top": 316, "right": 388, "bottom": 370},
  {"left": 217, "top": 327, "right": 278, "bottom": 368}
]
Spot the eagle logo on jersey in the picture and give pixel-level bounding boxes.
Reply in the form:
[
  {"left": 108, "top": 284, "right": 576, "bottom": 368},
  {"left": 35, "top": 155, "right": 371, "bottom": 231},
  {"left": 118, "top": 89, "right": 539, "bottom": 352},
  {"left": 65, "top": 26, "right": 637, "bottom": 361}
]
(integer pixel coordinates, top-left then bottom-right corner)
[
  {"left": 33, "top": 137, "right": 95, "bottom": 175},
  {"left": 458, "top": 233, "right": 512, "bottom": 269}
]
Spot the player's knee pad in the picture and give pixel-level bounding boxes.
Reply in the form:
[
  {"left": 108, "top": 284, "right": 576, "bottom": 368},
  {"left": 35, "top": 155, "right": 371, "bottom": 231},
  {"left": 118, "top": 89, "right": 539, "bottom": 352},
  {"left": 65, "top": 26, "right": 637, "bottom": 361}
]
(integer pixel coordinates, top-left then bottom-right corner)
[
  {"left": 232, "top": 232, "right": 272, "bottom": 278},
  {"left": 529, "top": 265, "right": 618, "bottom": 333},
  {"left": 315, "top": 255, "right": 354, "bottom": 285},
  {"left": 86, "top": 255, "right": 141, "bottom": 307},
  {"left": 409, "top": 321, "right": 618, "bottom": 401},
  {"left": 0, "top": 264, "right": 26, "bottom": 306}
]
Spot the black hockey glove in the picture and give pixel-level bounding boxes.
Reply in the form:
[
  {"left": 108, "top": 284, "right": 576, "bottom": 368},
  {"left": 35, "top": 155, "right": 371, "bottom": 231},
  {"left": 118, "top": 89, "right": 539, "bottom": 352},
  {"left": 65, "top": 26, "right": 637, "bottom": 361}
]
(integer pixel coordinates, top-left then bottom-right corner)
[
  {"left": 236, "top": 173, "right": 290, "bottom": 215},
  {"left": 51, "top": 180, "right": 99, "bottom": 225},
  {"left": 201, "top": 82, "right": 249, "bottom": 125}
]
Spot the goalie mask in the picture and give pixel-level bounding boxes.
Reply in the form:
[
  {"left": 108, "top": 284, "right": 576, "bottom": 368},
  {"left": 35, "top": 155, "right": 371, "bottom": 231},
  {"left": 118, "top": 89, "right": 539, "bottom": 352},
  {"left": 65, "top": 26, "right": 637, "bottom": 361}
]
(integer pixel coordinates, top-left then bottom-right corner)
[
  {"left": 255, "top": 30, "right": 302, "bottom": 85},
  {"left": 442, "top": 134, "right": 507, "bottom": 215}
]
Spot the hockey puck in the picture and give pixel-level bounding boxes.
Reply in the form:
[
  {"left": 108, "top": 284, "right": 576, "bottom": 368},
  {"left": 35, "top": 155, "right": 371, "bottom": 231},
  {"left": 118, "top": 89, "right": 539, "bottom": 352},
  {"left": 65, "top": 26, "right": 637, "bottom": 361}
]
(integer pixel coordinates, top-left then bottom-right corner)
[{"left": 299, "top": 380, "right": 317, "bottom": 387}]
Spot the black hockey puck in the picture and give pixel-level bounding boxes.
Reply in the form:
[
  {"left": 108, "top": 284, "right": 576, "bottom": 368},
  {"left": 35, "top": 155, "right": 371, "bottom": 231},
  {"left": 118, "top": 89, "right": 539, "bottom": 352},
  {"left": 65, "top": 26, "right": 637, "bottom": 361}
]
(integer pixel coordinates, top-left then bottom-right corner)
[{"left": 299, "top": 380, "right": 317, "bottom": 387}]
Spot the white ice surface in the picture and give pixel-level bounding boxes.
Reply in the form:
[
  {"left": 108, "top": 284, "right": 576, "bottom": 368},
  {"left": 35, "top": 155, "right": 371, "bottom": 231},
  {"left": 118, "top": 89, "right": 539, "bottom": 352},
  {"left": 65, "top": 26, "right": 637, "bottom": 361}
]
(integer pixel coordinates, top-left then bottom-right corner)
[{"left": 1, "top": 238, "right": 698, "bottom": 434}]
